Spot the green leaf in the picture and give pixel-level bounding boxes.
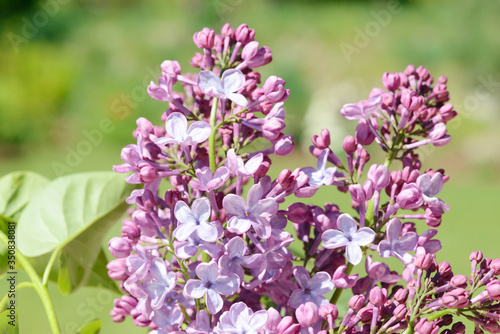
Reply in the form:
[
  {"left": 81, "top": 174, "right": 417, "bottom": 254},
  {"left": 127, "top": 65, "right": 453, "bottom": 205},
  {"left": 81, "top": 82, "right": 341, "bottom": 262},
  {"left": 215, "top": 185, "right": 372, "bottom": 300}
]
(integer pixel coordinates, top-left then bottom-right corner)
[
  {"left": 0, "top": 171, "right": 49, "bottom": 221},
  {"left": 86, "top": 248, "right": 123, "bottom": 295},
  {"left": 17, "top": 172, "right": 135, "bottom": 293},
  {"left": 76, "top": 319, "right": 101, "bottom": 334},
  {"left": 0, "top": 309, "right": 19, "bottom": 334}
]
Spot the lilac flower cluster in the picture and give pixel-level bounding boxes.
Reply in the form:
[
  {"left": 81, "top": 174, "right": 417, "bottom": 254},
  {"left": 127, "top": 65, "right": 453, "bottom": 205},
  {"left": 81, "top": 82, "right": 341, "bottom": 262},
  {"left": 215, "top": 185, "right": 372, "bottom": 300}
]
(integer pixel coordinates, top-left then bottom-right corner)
[{"left": 107, "top": 24, "right": 500, "bottom": 334}]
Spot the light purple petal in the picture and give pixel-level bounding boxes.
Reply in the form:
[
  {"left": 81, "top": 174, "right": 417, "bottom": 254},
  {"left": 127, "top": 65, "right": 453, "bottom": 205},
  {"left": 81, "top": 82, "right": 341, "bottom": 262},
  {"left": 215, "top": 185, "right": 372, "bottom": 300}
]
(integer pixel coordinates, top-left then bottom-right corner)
[
  {"left": 322, "top": 230, "right": 349, "bottom": 249},
  {"left": 340, "top": 103, "right": 364, "bottom": 120},
  {"left": 199, "top": 243, "right": 223, "bottom": 258},
  {"left": 397, "top": 232, "right": 418, "bottom": 252},
  {"left": 197, "top": 220, "right": 218, "bottom": 243},
  {"left": 191, "top": 198, "right": 211, "bottom": 223},
  {"left": 185, "top": 279, "right": 206, "bottom": 299},
  {"left": 337, "top": 214, "right": 357, "bottom": 235},
  {"left": 352, "top": 227, "right": 376, "bottom": 246},
  {"left": 293, "top": 266, "right": 311, "bottom": 289},
  {"left": 309, "top": 272, "right": 334, "bottom": 295},
  {"left": 252, "top": 218, "right": 271, "bottom": 239},
  {"left": 206, "top": 289, "right": 223, "bottom": 314},
  {"left": 227, "top": 236, "right": 246, "bottom": 257},
  {"left": 166, "top": 112, "right": 187, "bottom": 141},
  {"left": 378, "top": 240, "right": 392, "bottom": 258},
  {"left": 174, "top": 201, "right": 197, "bottom": 225},
  {"left": 247, "top": 184, "right": 264, "bottom": 208},
  {"left": 174, "top": 223, "right": 198, "bottom": 241},
  {"left": 187, "top": 121, "right": 212, "bottom": 144},
  {"left": 252, "top": 198, "right": 278, "bottom": 217},
  {"left": 386, "top": 218, "right": 402, "bottom": 242},
  {"left": 249, "top": 311, "right": 268, "bottom": 330},
  {"left": 151, "top": 258, "right": 169, "bottom": 284},
  {"left": 243, "top": 154, "right": 263, "bottom": 175},
  {"left": 316, "top": 149, "right": 329, "bottom": 171},
  {"left": 227, "top": 216, "right": 252, "bottom": 234},
  {"left": 196, "top": 261, "right": 219, "bottom": 282},
  {"left": 429, "top": 173, "right": 444, "bottom": 197},
  {"left": 223, "top": 194, "right": 247, "bottom": 215},
  {"left": 346, "top": 243, "right": 363, "bottom": 265},
  {"left": 221, "top": 69, "right": 245, "bottom": 93},
  {"left": 175, "top": 241, "right": 198, "bottom": 259},
  {"left": 213, "top": 274, "right": 239, "bottom": 295},
  {"left": 423, "top": 239, "right": 442, "bottom": 253},
  {"left": 208, "top": 167, "right": 230, "bottom": 190},
  {"left": 226, "top": 92, "right": 248, "bottom": 107},
  {"left": 197, "top": 71, "right": 223, "bottom": 95}
]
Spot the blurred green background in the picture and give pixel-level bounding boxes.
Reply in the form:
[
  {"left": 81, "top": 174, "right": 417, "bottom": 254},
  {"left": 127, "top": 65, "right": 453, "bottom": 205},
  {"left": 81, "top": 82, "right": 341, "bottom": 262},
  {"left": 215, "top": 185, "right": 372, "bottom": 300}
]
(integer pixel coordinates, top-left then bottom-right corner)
[{"left": 1, "top": 0, "right": 500, "bottom": 332}]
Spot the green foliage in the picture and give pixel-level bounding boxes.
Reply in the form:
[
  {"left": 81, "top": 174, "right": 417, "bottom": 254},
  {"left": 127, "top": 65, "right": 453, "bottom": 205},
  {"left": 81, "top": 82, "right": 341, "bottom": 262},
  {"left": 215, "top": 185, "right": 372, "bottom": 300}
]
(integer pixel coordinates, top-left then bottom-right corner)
[
  {"left": 0, "top": 309, "right": 18, "bottom": 334},
  {"left": 16, "top": 172, "right": 135, "bottom": 293},
  {"left": 76, "top": 319, "right": 101, "bottom": 334}
]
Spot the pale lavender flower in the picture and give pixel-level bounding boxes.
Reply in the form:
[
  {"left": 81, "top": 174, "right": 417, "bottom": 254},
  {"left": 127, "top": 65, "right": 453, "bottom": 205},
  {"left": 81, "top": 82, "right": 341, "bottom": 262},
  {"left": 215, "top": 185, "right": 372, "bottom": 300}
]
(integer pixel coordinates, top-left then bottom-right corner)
[
  {"left": 155, "top": 112, "right": 211, "bottom": 148},
  {"left": 302, "top": 149, "right": 336, "bottom": 186},
  {"left": 340, "top": 95, "right": 381, "bottom": 120},
  {"left": 417, "top": 229, "right": 442, "bottom": 254},
  {"left": 378, "top": 217, "right": 418, "bottom": 264},
  {"left": 223, "top": 184, "right": 279, "bottom": 238},
  {"left": 365, "top": 256, "right": 402, "bottom": 285},
  {"left": 225, "top": 149, "right": 263, "bottom": 178},
  {"left": 150, "top": 304, "right": 184, "bottom": 333},
  {"left": 322, "top": 213, "right": 375, "bottom": 265},
  {"left": 175, "top": 231, "right": 223, "bottom": 259},
  {"left": 214, "top": 302, "right": 268, "bottom": 334},
  {"left": 332, "top": 265, "right": 358, "bottom": 289},
  {"left": 143, "top": 258, "right": 177, "bottom": 310},
  {"left": 124, "top": 245, "right": 157, "bottom": 289},
  {"left": 184, "top": 261, "right": 239, "bottom": 314},
  {"left": 288, "top": 266, "right": 334, "bottom": 308},
  {"left": 197, "top": 69, "right": 248, "bottom": 106},
  {"left": 174, "top": 198, "right": 218, "bottom": 242},
  {"left": 148, "top": 74, "right": 175, "bottom": 102},
  {"left": 218, "top": 236, "right": 257, "bottom": 281},
  {"left": 416, "top": 172, "right": 450, "bottom": 211},
  {"left": 190, "top": 166, "right": 230, "bottom": 192},
  {"left": 187, "top": 310, "right": 212, "bottom": 334}
]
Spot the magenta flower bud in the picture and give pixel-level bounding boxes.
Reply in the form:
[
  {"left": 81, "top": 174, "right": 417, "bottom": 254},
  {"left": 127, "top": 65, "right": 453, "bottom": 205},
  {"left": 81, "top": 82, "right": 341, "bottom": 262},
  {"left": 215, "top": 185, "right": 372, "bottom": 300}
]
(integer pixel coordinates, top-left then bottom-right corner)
[
  {"left": 160, "top": 60, "right": 181, "bottom": 78},
  {"left": 165, "top": 189, "right": 182, "bottom": 207},
  {"left": 438, "top": 261, "right": 453, "bottom": 279},
  {"left": 287, "top": 202, "right": 310, "bottom": 224},
  {"left": 263, "top": 76, "right": 289, "bottom": 103},
  {"left": 414, "top": 318, "right": 437, "bottom": 334},
  {"left": 401, "top": 89, "right": 425, "bottom": 112},
  {"left": 355, "top": 119, "right": 375, "bottom": 146},
  {"left": 255, "top": 156, "right": 271, "bottom": 178},
  {"left": 138, "top": 163, "right": 158, "bottom": 183},
  {"left": 442, "top": 292, "right": 459, "bottom": 308},
  {"left": 108, "top": 237, "right": 132, "bottom": 258},
  {"left": 274, "top": 135, "right": 295, "bottom": 156},
  {"left": 241, "top": 41, "right": 272, "bottom": 69},
  {"left": 449, "top": 288, "right": 469, "bottom": 308},
  {"left": 318, "top": 303, "right": 338, "bottom": 320},
  {"left": 295, "top": 302, "right": 319, "bottom": 327},
  {"left": 415, "top": 253, "right": 434, "bottom": 270},
  {"left": 404, "top": 64, "right": 416, "bottom": 76},
  {"left": 394, "top": 288, "right": 409, "bottom": 303},
  {"left": 490, "top": 259, "right": 500, "bottom": 275},
  {"left": 278, "top": 169, "right": 295, "bottom": 189},
  {"left": 382, "top": 72, "right": 401, "bottom": 91},
  {"left": 369, "top": 286, "right": 387, "bottom": 306},
  {"left": 396, "top": 183, "right": 423, "bottom": 209},
  {"left": 235, "top": 23, "right": 255, "bottom": 44},
  {"left": 121, "top": 219, "right": 140, "bottom": 241},
  {"left": 470, "top": 250, "right": 483, "bottom": 262},
  {"left": 193, "top": 28, "right": 215, "bottom": 49},
  {"left": 439, "top": 104, "right": 456, "bottom": 122},
  {"left": 452, "top": 322, "right": 466, "bottom": 334},
  {"left": 367, "top": 164, "right": 390, "bottom": 191},
  {"left": 487, "top": 281, "right": 500, "bottom": 300},
  {"left": 393, "top": 304, "right": 407, "bottom": 320},
  {"left": 349, "top": 294, "right": 365, "bottom": 311},
  {"left": 343, "top": 135, "right": 357, "bottom": 153},
  {"left": 312, "top": 129, "right": 331, "bottom": 149},
  {"left": 114, "top": 295, "right": 138, "bottom": 314},
  {"left": 221, "top": 23, "right": 234, "bottom": 38},
  {"left": 451, "top": 275, "right": 468, "bottom": 288},
  {"left": 107, "top": 258, "right": 128, "bottom": 281}
]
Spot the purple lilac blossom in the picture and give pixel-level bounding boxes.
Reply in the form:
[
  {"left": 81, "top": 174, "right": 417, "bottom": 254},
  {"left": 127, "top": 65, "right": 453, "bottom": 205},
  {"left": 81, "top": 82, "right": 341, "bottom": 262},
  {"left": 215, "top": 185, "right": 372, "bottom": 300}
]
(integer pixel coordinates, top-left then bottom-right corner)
[
  {"left": 174, "top": 198, "right": 218, "bottom": 242},
  {"left": 197, "top": 69, "right": 248, "bottom": 106},
  {"left": 155, "top": 112, "right": 211, "bottom": 148},
  {"left": 416, "top": 172, "right": 450, "bottom": 211},
  {"left": 142, "top": 258, "right": 177, "bottom": 310},
  {"left": 378, "top": 217, "right": 418, "bottom": 264},
  {"left": 288, "top": 266, "right": 334, "bottom": 308},
  {"left": 322, "top": 213, "right": 375, "bottom": 265},
  {"left": 302, "top": 149, "right": 336, "bottom": 187},
  {"left": 214, "top": 302, "right": 268, "bottom": 334}
]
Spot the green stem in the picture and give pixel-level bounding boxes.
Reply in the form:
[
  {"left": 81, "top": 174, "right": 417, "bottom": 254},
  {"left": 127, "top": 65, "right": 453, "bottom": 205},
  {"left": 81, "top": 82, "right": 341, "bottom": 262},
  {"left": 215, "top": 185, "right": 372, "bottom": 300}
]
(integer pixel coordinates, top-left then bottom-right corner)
[
  {"left": 209, "top": 97, "right": 219, "bottom": 172},
  {"left": 329, "top": 262, "right": 354, "bottom": 305},
  {"left": 0, "top": 231, "right": 61, "bottom": 333},
  {"left": 43, "top": 247, "right": 60, "bottom": 287}
]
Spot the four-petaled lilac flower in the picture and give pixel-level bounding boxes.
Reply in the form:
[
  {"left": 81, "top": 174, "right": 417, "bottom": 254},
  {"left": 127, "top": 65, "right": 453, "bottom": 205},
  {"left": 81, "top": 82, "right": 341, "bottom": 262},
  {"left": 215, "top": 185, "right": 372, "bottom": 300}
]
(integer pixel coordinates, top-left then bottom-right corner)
[
  {"left": 190, "top": 166, "right": 230, "bottom": 192},
  {"left": 150, "top": 304, "right": 184, "bottom": 333},
  {"left": 175, "top": 231, "right": 223, "bottom": 260},
  {"left": 322, "top": 213, "right": 375, "bottom": 265},
  {"left": 187, "top": 310, "right": 212, "bottom": 334},
  {"left": 340, "top": 95, "right": 381, "bottom": 120},
  {"left": 218, "top": 236, "right": 257, "bottom": 281},
  {"left": 143, "top": 258, "right": 177, "bottom": 310},
  {"left": 184, "top": 261, "right": 239, "bottom": 314},
  {"left": 197, "top": 69, "right": 248, "bottom": 107},
  {"left": 416, "top": 172, "right": 450, "bottom": 211},
  {"left": 225, "top": 149, "right": 263, "bottom": 178},
  {"left": 288, "top": 266, "right": 334, "bottom": 308},
  {"left": 223, "top": 184, "right": 279, "bottom": 239},
  {"left": 302, "top": 149, "right": 336, "bottom": 186},
  {"left": 148, "top": 74, "right": 175, "bottom": 102},
  {"left": 155, "top": 112, "right": 211, "bottom": 148},
  {"left": 174, "top": 198, "right": 218, "bottom": 242},
  {"left": 215, "top": 302, "right": 268, "bottom": 334},
  {"left": 378, "top": 217, "right": 418, "bottom": 264}
]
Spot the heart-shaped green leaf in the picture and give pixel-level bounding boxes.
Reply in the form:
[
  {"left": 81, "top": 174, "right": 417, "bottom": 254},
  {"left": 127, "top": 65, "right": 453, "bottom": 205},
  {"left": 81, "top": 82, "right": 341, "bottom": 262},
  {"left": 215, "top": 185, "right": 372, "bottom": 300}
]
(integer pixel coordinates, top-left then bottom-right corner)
[
  {"left": 0, "top": 171, "right": 49, "bottom": 221},
  {"left": 17, "top": 172, "right": 135, "bottom": 293}
]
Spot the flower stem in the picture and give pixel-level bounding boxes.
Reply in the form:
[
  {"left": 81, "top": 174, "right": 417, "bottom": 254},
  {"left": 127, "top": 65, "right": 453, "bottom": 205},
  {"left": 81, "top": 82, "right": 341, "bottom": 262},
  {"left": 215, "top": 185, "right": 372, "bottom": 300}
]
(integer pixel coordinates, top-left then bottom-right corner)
[
  {"left": 0, "top": 231, "right": 61, "bottom": 333},
  {"left": 209, "top": 97, "right": 219, "bottom": 172},
  {"left": 329, "top": 262, "right": 354, "bottom": 305}
]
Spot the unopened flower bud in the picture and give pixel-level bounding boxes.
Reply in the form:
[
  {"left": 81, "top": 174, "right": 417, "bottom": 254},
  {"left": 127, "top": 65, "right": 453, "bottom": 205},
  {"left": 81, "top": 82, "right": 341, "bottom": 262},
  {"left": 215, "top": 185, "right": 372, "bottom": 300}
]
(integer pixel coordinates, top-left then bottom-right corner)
[
  {"left": 138, "top": 163, "right": 158, "bottom": 183},
  {"left": 349, "top": 294, "right": 365, "bottom": 311},
  {"left": 486, "top": 280, "right": 500, "bottom": 300},
  {"left": 160, "top": 60, "right": 181, "bottom": 78},
  {"left": 109, "top": 237, "right": 132, "bottom": 258},
  {"left": 241, "top": 41, "right": 272, "bottom": 69},
  {"left": 393, "top": 304, "right": 407, "bottom": 320},
  {"left": 287, "top": 203, "right": 310, "bottom": 224},
  {"left": 235, "top": 23, "right": 255, "bottom": 44},
  {"left": 394, "top": 288, "right": 409, "bottom": 303},
  {"left": 470, "top": 250, "right": 483, "bottom": 262},
  {"left": 370, "top": 286, "right": 387, "bottom": 306},
  {"left": 490, "top": 259, "right": 500, "bottom": 275},
  {"left": 274, "top": 135, "right": 294, "bottom": 156},
  {"left": 382, "top": 72, "right": 401, "bottom": 91},
  {"left": 296, "top": 302, "right": 319, "bottom": 327},
  {"left": 451, "top": 322, "right": 466, "bottom": 334},
  {"left": 107, "top": 258, "right": 128, "bottom": 281},
  {"left": 193, "top": 28, "right": 215, "bottom": 49},
  {"left": 451, "top": 275, "right": 468, "bottom": 288},
  {"left": 263, "top": 76, "right": 289, "bottom": 103},
  {"left": 401, "top": 89, "right": 424, "bottom": 111},
  {"left": 414, "top": 318, "right": 437, "bottom": 334},
  {"left": 438, "top": 261, "right": 453, "bottom": 279},
  {"left": 355, "top": 119, "right": 375, "bottom": 146},
  {"left": 442, "top": 292, "right": 459, "bottom": 308},
  {"left": 278, "top": 169, "right": 294, "bottom": 189},
  {"left": 312, "top": 129, "right": 331, "bottom": 149},
  {"left": 318, "top": 303, "right": 338, "bottom": 320},
  {"left": 343, "top": 136, "right": 357, "bottom": 153},
  {"left": 415, "top": 253, "right": 434, "bottom": 270}
]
